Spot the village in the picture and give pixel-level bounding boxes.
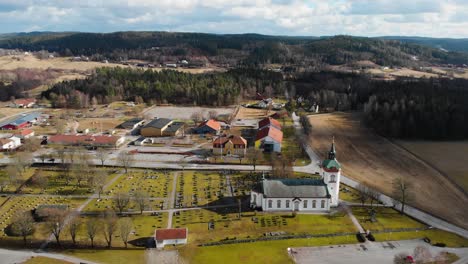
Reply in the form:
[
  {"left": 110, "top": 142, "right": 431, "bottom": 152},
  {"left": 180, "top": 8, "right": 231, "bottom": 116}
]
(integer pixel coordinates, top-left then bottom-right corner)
[{"left": 0, "top": 93, "right": 465, "bottom": 264}]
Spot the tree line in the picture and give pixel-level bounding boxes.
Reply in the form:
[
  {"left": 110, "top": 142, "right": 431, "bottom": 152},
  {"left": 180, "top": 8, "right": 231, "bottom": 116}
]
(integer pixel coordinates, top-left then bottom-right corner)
[{"left": 42, "top": 67, "right": 285, "bottom": 107}]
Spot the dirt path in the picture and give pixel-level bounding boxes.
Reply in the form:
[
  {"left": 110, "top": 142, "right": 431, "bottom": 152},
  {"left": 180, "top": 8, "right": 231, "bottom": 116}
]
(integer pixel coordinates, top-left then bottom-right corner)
[
  {"left": 307, "top": 112, "right": 468, "bottom": 230},
  {"left": 166, "top": 172, "right": 179, "bottom": 228}
]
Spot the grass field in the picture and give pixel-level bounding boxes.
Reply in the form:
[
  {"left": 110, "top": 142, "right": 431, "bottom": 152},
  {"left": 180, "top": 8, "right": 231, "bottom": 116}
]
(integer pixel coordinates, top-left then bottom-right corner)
[
  {"left": 396, "top": 140, "right": 468, "bottom": 192},
  {"left": 173, "top": 209, "right": 357, "bottom": 244},
  {"left": 176, "top": 171, "right": 226, "bottom": 208},
  {"left": 307, "top": 113, "right": 468, "bottom": 229},
  {"left": 22, "top": 256, "right": 72, "bottom": 264},
  {"left": 352, "top": 207, "right": 426, "bottom": 231},
  {"left": 374, "top": 229, "right": 468, "bottom": 248},
  {"left": 180, "top": 236, "right": 356, "bottom": 264}
]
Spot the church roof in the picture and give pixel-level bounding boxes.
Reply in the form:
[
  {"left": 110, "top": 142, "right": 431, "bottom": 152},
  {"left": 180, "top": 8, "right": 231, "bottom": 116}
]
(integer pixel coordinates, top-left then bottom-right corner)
[
  {"left": 322, "top": 159, "right": 341, "bottom": 171},
  {"left": 258, "top": 178, "right": 330, "bottom": 198}
]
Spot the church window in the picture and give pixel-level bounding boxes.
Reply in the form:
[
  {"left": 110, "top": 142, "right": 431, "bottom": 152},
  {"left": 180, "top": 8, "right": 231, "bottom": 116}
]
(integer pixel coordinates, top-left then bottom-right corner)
[
  {"left": 312, "top": 200, "right": 316, "bottom": 208},
  {"left": 303, "top": 200, "right": 308, "bottom": 208},
  {"left": 268, "top": 200, "right": 272, "bottom": 208},
  {"left": 330, "top": 175, "right": 336, "bottom": 182},
  {"left": 321, "top": 200, "right": 325, "bottom": 208},
  {"left": 286, "top": 200, "right": 290, "bottom": 208},
  {"left": 277, "top": 200, "right": 281, "bottom": 208}
]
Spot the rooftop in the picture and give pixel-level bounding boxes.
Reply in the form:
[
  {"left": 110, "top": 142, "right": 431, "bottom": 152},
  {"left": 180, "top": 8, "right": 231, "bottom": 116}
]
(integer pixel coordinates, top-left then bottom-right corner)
[
  {"left": 164, "top": 122, "right": 185, "bottom": 133},
  {"left": 257, "top": 178, "right": 330, "bottom": 198},
  {"left": 118, "top": 118, "right": 144, "bottom": 129},
  {"left": 143, "top": 118, "right": 173, "bottom": 129},
  {"left": 155, "top": 228, "right": 187, "bottom": 240},
  {"left": 7, "top": 112, "right": 41, "bottom": 126},
  {"left": 198, "top": 119, "right": 221, "bottom": 131},
  {"left": 258, "top": 117, "right": 282, "bottom": 130},
  {"left": 256, "top": 126, "right": 283, "bottom": 143}
]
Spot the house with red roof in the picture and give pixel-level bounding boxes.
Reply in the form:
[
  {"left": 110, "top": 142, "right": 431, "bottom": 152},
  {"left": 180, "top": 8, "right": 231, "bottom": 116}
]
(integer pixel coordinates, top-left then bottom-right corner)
[
  {"left": 213, "top": 135, "right": 247, "bottom": 156},
  {"left": 154, "top": 228, "right": 188, "bottom": 248},
  {"left": 258, "top": 117, "right": 282, "bottom": 130},
  {"left": 193, "top": 119, "right": 221, "bottom": 135},
  {"left": 11, "top": 98, "right": 36, "bottom": 108},
  {"left": 14, "top": 129, "right": 35, "bottom": 140},
  {"left": 255, "top": 126, "right": 283, "bottom": 153}
]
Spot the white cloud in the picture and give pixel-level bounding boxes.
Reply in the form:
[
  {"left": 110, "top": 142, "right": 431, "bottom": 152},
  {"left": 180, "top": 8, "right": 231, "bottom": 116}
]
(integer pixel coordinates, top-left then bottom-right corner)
[{"left": 0, "top": 0, "right": 467, "bottom": 37}]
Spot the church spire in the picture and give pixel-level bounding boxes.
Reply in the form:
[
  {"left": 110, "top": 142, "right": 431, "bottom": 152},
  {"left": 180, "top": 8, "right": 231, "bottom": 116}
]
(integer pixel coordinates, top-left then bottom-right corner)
[{"left": 328, "top": 137, "right": 336, "bottom": 160}]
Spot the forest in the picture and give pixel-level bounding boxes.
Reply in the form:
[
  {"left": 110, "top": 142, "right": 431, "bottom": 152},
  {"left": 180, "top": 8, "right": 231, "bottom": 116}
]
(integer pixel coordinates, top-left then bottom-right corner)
[
  {"left": 42, "top": 68, "right": 468, "bottom": 140},
  {"left": 42, "top": 68, "right": 285, "bottom": 107},
  {"left": 2, "top": 32, "right": 468, "bottom": 66}
]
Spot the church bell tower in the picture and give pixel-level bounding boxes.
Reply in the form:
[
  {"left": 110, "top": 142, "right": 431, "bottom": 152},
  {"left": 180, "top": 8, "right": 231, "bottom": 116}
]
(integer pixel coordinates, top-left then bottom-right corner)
[{"left": 322, "top": 138, "right": 341, "bottom": 207}]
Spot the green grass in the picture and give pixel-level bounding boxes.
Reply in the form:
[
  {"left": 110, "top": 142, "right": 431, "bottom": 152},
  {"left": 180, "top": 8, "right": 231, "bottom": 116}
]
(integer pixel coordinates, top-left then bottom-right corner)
[
  {"left": 173, "top": 210, "right": 357, "bottom": 244},
  {"left": 352, "top": 207, "right": 426, "bottom": 231},
  {"left": 374, "top": 229, "right": 468, "bottom": 248},
  {"left": 176, "top": 171, "right": 226, "bottom": 207},
  {"left": 339, "top": 184, "right": 363, "bottom": 203},
  {"left": 181, "top": 235, "right": 357, "bottom": 264},
  {"left": 64, "top": 249, "right": 146, "bottom": 264},
  {"left": 22, "top": 256, "right": 72, "bottom": 264}
]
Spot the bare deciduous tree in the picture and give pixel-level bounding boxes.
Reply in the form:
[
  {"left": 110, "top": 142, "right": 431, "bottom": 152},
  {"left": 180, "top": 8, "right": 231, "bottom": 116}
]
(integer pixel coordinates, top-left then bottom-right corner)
[
  {"left": 190, "top": 111, "right": 203, "bottom": 125},
  {"left": 23, "top": 138, "right": 41, "bottom": 152},
  {"left": 86, "top": 218, "right": 100, "bottom": 248},
  {"left": 45, "top": 208, "right": 69, "bottom": 246},
  {"left": 31, "top": 170, "right": 48, "bottom": 193},
  {"left": 96, "top": 148, "right": 109, "bottom": 166},
  {"left": 392, "top": 177, "right": 413, "bottom": 214},
  {"left": 134, "top": 191, "right": 149, "bottom": 214},
  {"left": 117, "top": 151, "right": 134, "bottom": 173},
  {"left": 246, "top": 147, "right": 262, "bottom": 172},
  {"left": 113, "top": 192, "right": 130, "bottom": 214},
  {"left": 119, "top": 217, "right": 133, "bottom": 248},
  {"left": 11, "top": 210, "right": 34, "bottom": 245},
  {"left": 12, "top": 152, "right": 32, "bottom": 174},
  {"left": 102, "top": 210, "right": 118, "bottom": 248},
  {"left": 93, "top": 169, "right": 107, "bottom": 199},
  {"left": 68, "top": 216, "right": 81, "bottom": 246},
  {"left": 357, "top": 183, "right": 369, "bottom": 206},
  {"left": 367, "top": 188, "right": 380, "bottom": 208},
  {"left": 208, "top": 110, "right": 218, "bottom": 120},
  {"left": 413, "top": 245, "right": 432, "bottom": 264}
]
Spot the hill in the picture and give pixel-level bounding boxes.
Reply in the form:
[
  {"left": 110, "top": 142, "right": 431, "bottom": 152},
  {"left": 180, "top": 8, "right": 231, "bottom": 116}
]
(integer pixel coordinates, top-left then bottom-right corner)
[
  {"left": 1, "top": 32, "right": 467, "bottom": 66},
  {"left": 381, "top": 36, "right": 468, "bottom": 53}
]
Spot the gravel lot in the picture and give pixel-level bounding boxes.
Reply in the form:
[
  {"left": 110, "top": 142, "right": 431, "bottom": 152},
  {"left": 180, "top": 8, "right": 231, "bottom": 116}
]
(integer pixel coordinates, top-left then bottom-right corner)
[{"left": 144, "top": 106, "right": 235, "bottom": 120}]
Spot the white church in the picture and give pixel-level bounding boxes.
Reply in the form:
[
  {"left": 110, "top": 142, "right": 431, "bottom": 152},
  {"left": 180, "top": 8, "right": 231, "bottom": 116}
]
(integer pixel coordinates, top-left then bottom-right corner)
[{"left": 250, "top": 139, "right": 341, "bottom": 212}]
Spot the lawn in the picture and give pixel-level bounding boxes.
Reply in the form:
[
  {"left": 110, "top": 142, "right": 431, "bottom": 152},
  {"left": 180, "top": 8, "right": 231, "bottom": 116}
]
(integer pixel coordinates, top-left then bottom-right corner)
[
  {"left": 352, "top": 207, "right": 426, "bottom": 231},
  {"left": 339, "top": 184, "right": 363, "bottom": 203},
  {"left": 374, "top": 229, "right": 468, "bottom": 248},
  {"left": 173, "top": 209, "right": 357, "bottom": 244},
  {"left": 83, "top": 197, "right": 167, "bottom": 213},
  {"left": 64, "top": 249, "right": 145, "bottom": 264},
  {"left": 180, "top": 235, "right": 357, "bottom": 264},
  {"left": 22, "top": 256, "right": 72, "bottom": 264}
]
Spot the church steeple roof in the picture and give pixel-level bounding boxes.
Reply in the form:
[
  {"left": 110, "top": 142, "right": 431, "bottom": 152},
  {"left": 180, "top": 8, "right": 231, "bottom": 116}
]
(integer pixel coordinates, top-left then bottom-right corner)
[
  {"left": 328, "top": 137, "right": 336, "bottom": 160},
  {"left": 323, "top": 137, "right": 341, "bottom": 171}
]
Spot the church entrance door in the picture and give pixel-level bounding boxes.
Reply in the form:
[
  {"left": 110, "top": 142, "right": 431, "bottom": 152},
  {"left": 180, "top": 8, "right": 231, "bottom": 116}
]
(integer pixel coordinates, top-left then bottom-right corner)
[{"left": 294, "top": 201, "right": 300, "bottom": 211}]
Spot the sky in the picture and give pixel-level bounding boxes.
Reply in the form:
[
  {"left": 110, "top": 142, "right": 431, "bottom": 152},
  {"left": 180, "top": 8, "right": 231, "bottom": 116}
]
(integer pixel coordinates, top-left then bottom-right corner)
[{"left": 0, "top": 0, "right": 467, "bottom": 38}]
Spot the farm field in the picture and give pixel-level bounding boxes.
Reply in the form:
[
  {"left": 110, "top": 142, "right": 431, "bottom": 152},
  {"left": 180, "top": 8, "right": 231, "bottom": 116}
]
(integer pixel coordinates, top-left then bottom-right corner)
[
  {"left": 395, "top": 140, "right": 468, "bottom": 192},
  {"left": 307, "top": 112, "right": 468, "bottom": 229}
]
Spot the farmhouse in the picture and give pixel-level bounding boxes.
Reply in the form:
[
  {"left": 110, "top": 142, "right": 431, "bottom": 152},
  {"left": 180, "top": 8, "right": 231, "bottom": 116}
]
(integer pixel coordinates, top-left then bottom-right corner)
[
  {"left": 258, "top": 117, "right": 282, "bottom": 130},
  {"left": 48, "top": 134, "right": 125, "bottom": 148},
  {"left": 140, "top": 118, "right": 173, "bottom": 137},
  {"left": 251, "top": 140, "right": 341, "bottom": 211},
  {"left": 1, "top": 112, "right": 41, "bottom": 130},
  {"left": 193, "top": 119, "right": 221, "bottom": 135},
  {"left": 162, "top": 122, "right": 185, "bottom": 137},
  {"left": 11, "top": 98, "right": 36, "bottom": 108},
  {"left": 212, "top": 135, "right": 247, "bottom": 156},
  {"left": 154, "top": 228, "right": 188, "bottom": 248},
  {"left": 118, "top": 118, "right": 144, "bottom": 130},
  {"left": 14, "top": 129, "right": 35, "bottom": 139},
  {"left": 255, "top": 126, "right": 283, "bottom": 153},
  {"left": 0, "top": 136, "right": 21, "bottom": 150}
]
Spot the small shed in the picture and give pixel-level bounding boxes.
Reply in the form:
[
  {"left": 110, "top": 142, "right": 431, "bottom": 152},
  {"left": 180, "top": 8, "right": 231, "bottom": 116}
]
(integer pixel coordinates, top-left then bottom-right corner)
[{"left": 154, "top": 228, "right": 188, "bottom": 248}]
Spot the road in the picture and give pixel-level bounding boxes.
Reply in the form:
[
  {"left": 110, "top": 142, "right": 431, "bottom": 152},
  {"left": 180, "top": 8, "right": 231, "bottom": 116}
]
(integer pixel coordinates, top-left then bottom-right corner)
[
  {"left": 0, "top": 248, "right": 99, "bottom": 264},
  {"left": 290, "top": 239, "right": 468, "bottom": 264}
]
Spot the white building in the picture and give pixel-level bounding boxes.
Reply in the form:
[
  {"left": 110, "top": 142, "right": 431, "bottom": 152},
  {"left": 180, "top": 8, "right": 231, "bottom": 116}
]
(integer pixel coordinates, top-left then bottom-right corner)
[
  {"left": 0, "top": 136, "right": 21, "bottom": 150},
  {"left": 250, "top": 139, "right": 341, "bottom": 211},
  {"left": 154, "top": 228, "right": 188, "bottom": 248}
]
